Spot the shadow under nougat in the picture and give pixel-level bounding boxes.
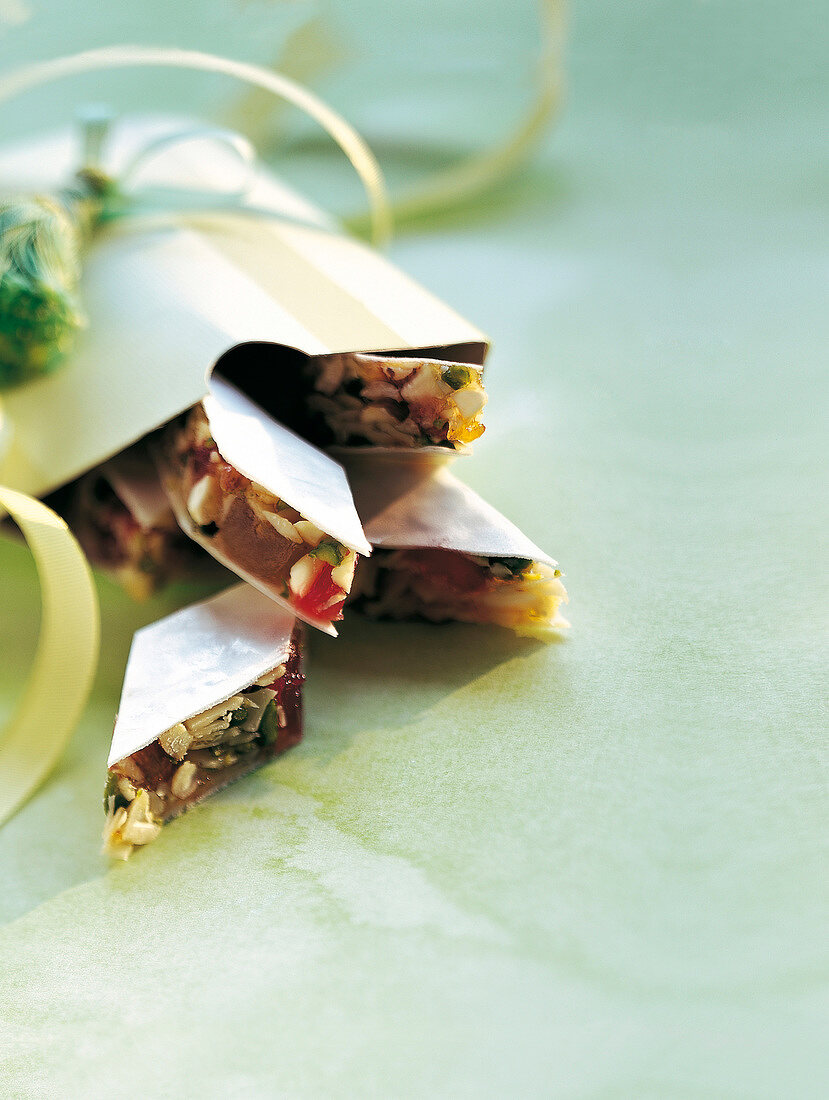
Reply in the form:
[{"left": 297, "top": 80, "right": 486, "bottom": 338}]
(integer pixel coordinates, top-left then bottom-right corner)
[
  {"left": 298, "top": 615, "right": 557, "bottom": 758},
  {"left": 0, "top": 572, "right": 556, "bottom": 926}
]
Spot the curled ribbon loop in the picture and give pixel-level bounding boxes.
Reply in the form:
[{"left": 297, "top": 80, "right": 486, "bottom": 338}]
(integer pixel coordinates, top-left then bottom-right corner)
[
  {"left": 0, "top": 45, "right": 392, "bottom": 246},
  {"left": 0, "top": 487, "right": 99, "bottom": 826}
]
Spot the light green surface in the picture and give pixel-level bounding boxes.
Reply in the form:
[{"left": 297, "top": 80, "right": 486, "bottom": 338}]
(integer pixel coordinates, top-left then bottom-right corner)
[{"left": 0, "top": 2, "right": 826, "bottom": 1096}]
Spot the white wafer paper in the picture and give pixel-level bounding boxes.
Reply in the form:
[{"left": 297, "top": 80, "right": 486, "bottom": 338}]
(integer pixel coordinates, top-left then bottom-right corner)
[
  {"left": 346, "top": 458, "right": 556, "bottom": 567},
  {"left": 108, "top": 582, "right": 296, "bottom": 767},
  {"left": 160, "top": 377, "right": 370, "bottom": 636},
  {"left": 205, "top": 378, "right": 371, "bottom": 556}
]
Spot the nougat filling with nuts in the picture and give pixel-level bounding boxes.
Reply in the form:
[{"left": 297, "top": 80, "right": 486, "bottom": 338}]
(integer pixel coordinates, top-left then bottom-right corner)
[
  {"left": 161, "top": 407, "right": 358, "bottom": 624},
  {"left": 349, "top": 549, "right": 569, "bottom": 639},
  {"left": 103, "top": 642, "right": 303, "bottom": 860},
  {"left": 303, "top": 353, "right": 487, "bottom": 449}
]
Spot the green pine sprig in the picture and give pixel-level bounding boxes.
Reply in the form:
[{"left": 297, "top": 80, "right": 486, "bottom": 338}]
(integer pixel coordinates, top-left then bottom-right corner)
[{"left": 0, "top": 170, "right": 111, "bottom": 388}]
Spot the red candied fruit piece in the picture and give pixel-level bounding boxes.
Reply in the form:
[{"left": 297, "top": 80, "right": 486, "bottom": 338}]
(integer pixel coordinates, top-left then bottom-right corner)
[
  {"left": 126, "top": 741, "right": 178, "bottom": 789},
  {"left": 292, "top": 561, "right": 346, "bottom": 623}
]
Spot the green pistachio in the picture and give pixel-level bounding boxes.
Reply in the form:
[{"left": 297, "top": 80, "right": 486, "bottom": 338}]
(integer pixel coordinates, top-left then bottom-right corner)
[
  {"left": 442, "top": 364, "right": 472, "bottom": 390},
  {"left": 258, "top": 700, "right": 281, "bottom": 745},
  {"left": 102, "top": 772, "right": 118, "bottom": 812},
  {"left": 309, "top": 539, "right": 344, "bottom": 567},
  {"left": 102, "top": 772, "right": 130, "bottom": 813}
]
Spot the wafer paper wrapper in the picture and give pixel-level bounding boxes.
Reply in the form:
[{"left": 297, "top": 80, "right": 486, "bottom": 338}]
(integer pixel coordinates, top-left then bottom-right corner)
[
  {"left": 109, "top": 582, "right": 298, "bottom": 767},
  {"left": 347, "top": 458, "right": 555, "bottom": 564},
  {"left": 157, "top": 376, "right": 371, "bottom": 636},
  {"left": 0, "top": 115, "right": 488, "bottom": 507}
]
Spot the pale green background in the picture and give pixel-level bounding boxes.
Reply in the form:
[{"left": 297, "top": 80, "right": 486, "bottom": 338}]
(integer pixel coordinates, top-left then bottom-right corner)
[{"left": 0, "top": 2, "right": 826, "bottom": 1097}]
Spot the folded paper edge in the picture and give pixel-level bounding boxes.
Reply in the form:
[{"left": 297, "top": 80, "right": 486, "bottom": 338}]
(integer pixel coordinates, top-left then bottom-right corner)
[
  {"left": 346, "top": 462, "right": 558, "bottom": 568},
  {"left": 203, "top": 377, "right": 372, "bottom": 556},
  {"left": 108, "top": 582, "right": 299, "bottom": 766}
]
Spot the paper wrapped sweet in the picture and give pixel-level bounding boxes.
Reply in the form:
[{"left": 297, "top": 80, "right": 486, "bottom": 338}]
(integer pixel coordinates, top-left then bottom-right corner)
[
  {"left": 346, "top": 459, "right": 569, "bottom": 638},
  {"left": 0, "top": 115, "right": 488, "bottom": 510},
  {"left": 155, "top": 376, "right": 371, "bottom": 635},
  {"left": 103, "top": 583, "right": 303, "bottom": 860},
  {"left": 66, "top": 444, "right": 218, "bottom": 600}
]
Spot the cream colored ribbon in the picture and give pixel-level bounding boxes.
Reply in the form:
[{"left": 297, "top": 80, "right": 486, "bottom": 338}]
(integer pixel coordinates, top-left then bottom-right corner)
[{"left": 0, "top": 483, "right": 99, "bottom": 826}]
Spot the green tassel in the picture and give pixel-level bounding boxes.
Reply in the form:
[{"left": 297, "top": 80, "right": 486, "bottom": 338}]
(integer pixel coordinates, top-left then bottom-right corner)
[{"left": 0, "top": 170, "right": 110, "bottom": 388}]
